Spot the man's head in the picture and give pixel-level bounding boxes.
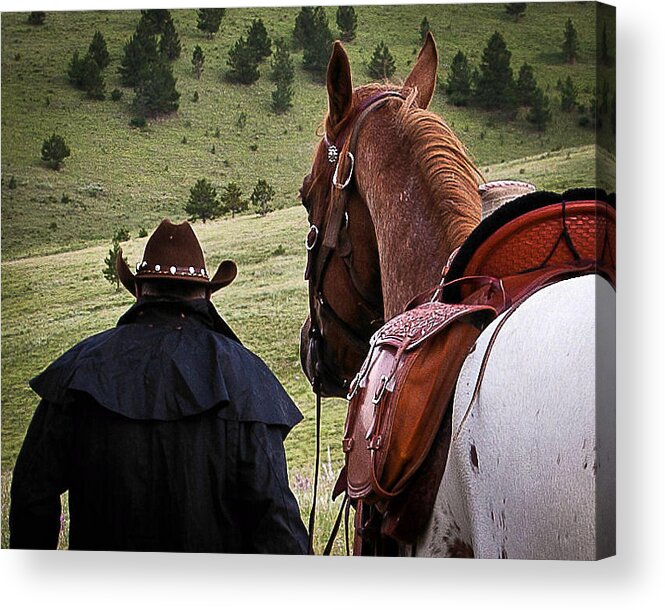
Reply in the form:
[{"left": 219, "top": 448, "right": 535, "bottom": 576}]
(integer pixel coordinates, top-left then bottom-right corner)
[{"left": 116, "top": 219, "right": 237, "bottom": 300}]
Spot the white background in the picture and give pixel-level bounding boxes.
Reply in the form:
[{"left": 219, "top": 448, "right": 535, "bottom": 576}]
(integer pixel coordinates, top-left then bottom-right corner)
[{"left": 0, "top": 0, "right": 662, "bottom": 608}]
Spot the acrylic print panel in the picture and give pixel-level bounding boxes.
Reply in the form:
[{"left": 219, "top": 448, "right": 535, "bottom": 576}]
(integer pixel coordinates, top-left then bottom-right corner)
[{"left": 1, "top": 1, "right": 615, "bottom": 559}]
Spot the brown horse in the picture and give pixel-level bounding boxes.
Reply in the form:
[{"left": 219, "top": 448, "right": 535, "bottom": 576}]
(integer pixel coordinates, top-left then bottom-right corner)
[
  {"left": 299, "top": 34, "right": 481, "bottom": 399},
  {"left": 299, "top": 34, "right": 615, "bottom": 559}
]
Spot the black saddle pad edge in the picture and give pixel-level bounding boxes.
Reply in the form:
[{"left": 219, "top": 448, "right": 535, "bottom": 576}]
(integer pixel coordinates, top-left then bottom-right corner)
[{"left": 446, "top": 187, "right": 615, "bottom": 286}]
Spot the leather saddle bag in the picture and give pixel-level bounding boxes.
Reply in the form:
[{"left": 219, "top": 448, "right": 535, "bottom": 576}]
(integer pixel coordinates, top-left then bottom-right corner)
[{"left": 343, "top": 301, "right": 496, "bottom": 505}]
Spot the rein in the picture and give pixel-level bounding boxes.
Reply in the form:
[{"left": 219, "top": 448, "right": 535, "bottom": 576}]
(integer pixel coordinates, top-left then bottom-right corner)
[{"left": 305, "top": 90, "right": 407, "bottom": 554}]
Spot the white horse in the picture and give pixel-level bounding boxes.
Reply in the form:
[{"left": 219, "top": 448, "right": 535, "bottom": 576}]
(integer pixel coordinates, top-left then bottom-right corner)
[{"left": 414, "top": 275, "right": 616, "bottom": 559}]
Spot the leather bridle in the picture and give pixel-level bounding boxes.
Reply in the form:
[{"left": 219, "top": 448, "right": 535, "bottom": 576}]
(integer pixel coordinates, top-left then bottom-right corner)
[
  {"left": 303, "top": 90, "right": 406, "bottom": 398},
  {"left": 302, "top": 90, "right": 407, "bottom": 553}
]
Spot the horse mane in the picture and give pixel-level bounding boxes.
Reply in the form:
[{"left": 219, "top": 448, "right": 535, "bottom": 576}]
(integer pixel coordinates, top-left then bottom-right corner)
[{"left": 395, "top": 87, "right": 484, "bottom": 247}]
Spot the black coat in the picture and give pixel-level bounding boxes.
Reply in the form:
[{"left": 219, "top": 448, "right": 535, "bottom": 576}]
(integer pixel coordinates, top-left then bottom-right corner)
[{"left": 9, "top": 297, "right": 308, "bottom": 554}]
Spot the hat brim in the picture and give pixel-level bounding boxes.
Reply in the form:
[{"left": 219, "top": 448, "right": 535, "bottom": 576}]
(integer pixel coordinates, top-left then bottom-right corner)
[{"left": 116, "top": 248, "right": 237, "bottom": 295}]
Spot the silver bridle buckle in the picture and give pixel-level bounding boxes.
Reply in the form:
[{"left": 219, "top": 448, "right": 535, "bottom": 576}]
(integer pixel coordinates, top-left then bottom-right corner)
[
  {"left": 333, "top": 152, "right": 355, "bottom": 190},
  {"left": 305, "top": 225, "right": 319, "bottom": 251}
]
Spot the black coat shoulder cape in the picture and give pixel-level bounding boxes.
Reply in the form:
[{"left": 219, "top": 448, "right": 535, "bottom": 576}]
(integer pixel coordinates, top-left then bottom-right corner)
[{"left": 29, "top": 297, "right": 303, "bottom": 432}]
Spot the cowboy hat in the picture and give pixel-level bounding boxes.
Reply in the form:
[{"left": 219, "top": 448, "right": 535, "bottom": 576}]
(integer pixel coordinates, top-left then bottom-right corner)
[{"left": 116, "top": 218, "right": 237, "bottom": 295}]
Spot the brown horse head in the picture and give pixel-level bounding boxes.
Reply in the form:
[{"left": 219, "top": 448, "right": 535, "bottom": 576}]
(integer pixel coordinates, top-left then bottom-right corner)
[{"left": 300, "top": 34, "right": 482, "bottom": 398}]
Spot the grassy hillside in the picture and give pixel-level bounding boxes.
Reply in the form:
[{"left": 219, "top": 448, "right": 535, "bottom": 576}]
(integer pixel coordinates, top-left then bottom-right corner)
[
  {"left": 1, "top": 4, "right": 614, "bottom": 260},
  {"left": 1, "top": 3, "right": 615, "bottom": 553}
]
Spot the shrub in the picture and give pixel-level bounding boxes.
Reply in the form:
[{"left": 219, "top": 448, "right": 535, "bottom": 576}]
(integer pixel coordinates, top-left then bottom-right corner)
[
  {"left": 103, "top": 238, "right": 125, "bottom": 291},
  {"left": 111, "top": 88, "right": 123, "bottom": 101},
  {"left": 8, "top": 176, "right": 17, "bottom": 190},
  {"left": 192, "top": 45, "right": 205, "bottom": 79},
  {"left": 130, "top": 116, "right": 147, "bottom": 128},
  {"left": 27, "top": 12, "right": 46, "bottom": 26},
  {"left": 138, "top": 227, "right": 148, "bottom": 238},
  {"left": 41, "top": 133, "right": 71, "bottom": 169}
]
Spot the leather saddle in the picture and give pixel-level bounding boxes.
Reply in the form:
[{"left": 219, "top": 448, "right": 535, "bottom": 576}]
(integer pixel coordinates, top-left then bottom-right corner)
[{"left": 339, "top": 188, "right": 616, "bottom": 552}]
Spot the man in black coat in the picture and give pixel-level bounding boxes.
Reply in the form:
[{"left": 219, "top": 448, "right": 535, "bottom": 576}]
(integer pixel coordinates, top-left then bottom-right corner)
[{"left": 10, "top": 219, "right": 308, "bottom": 554}]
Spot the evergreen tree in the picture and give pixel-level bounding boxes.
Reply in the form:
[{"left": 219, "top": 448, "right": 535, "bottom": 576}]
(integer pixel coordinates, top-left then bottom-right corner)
[
  {"left": 103, "top": 238, "right": 126, "bottom": 291},
  {"left": 505, "top": 3, "right": 527, "bottom": 21},
  {"left": 562, "top": 18, "right": 579, "bottom": 64},
  {"left": 527, "top": 87, "right": 551, "bottom": 131},
  {"left": 556, "top": 76, "right": 577, "bottom": 112},
  {"left": 445, "top": 50, "right": 473, "bottom": 106},
  {"left": 336, "top": 6, "right": 357, "bottom": 42},
  {"left": 419, "top": 17, "right": 431, "bottom": 44},
  {"left": 368, "top": 41, "right": 396, "bottom": 80},
  {"left": 247, "top": 18, "right": 272, "bottom": 62},
  {"left": 41, "top": 133, "right": 71, "bottom": 169},
  {"left": 272, "top": 79, "right": 294, "bottom": 114},
  {"left": 118, "top": 18, "right": 159, "bottom": 87},
  {"left": 251, "top": 179, "right": 276, "bottom": 216},
  {"left": 185, "top": 178, "right": 221, "bottom": 223},
  {"left": 67, "top": 50, "right": 86, "bottom": 88},
  {"left": 227, "top": 37, "right": 260, "bottom": 84},
  {"left": 516, "top": 62, "right": 537, "bottom": 106},
  {"left": 80, "top": 54, "right": 106, "bottom": 100},
  {"left": 600, "top": 22, "right": 613, "bottom": 66},
  {"left": 293, "top": 7, "right": 315, "bottom": 50},
  {"left": 270, "top": 39, "right": 294, "bottom": 84},
  {"left": 302, "top": 7, "right": 333, "bottom": 76},
  {"left": 133, "top": 59, "right": 180, "bottom": 116},
  {"left": 140, "top": 9, "right": 171, "bottom": 35},
  {"left": 474, "top": 31, "right": 516, "bottom": 110},
  {"left": 88, "top": 30, "right": 110, "bottom": 69},
  {"left": 159, "top": 15, "right": 182, "bottom": 61},
  {"left": 197, "top": 8, "right": 225, "bottom": 39},
  {"left": 192, "top": 45, "right": 205, "bottom": 79},
  {"left": 220, "top": 182, "right": 248, "bottom": 219},
  {"left": 27, "top": 12, "right": 46, "bottom": 26}
]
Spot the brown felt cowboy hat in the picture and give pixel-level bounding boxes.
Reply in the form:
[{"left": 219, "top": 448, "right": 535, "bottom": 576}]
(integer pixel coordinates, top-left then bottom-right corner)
[{"left": 116, "top": 218, "right": 237, "bottom": 295}]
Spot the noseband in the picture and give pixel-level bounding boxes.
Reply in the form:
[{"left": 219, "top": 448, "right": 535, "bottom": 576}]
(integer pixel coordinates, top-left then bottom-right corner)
[{"left": 304, "top": 90, "right": 407, "bottom": 397}]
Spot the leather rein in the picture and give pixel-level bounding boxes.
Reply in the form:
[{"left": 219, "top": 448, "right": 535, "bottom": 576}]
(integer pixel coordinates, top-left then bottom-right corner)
[{"left": 304, "top": 90, "right": 407, "bottom": 553}]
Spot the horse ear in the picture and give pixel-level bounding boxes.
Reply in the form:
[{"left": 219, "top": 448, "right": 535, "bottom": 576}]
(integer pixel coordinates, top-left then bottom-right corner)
[
  {"left": 326, "top": 41, "right": 353, "bottom": 130},
  {"left": 404, "top": 32, "right": 438, "bottom": 108}
]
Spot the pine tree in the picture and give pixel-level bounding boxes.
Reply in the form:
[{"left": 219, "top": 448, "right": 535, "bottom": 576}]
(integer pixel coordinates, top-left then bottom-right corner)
[
  {"left": 445, "top": 50, "right": 473, "bottom": 106},
  {"left": 192, "top": 45, "right": 205, "bottom": 79},
  {"left": 527, "top": 87, "right": 551, "bottom": 131},
  {"left": 516, "top": 63, "right": 537, "bottom": 106},
  {"left": 197, "top": 8, "right": 225, "bottom": 39},
  {"left": 419, "top": 17, "right": 431, "bottom": 44},
  {"left": 41, "top": 133, "right": 71, "bottom": 170},
  {"left": 27, "top": 12, "right": 46, "bottom": 26},
  {"left": 474, "top": 31, "right": 516, "bottom": 110},
  {"left": 302, "top": 7, "right": 333, "bottom": 76},
  {"left": 80, "top": 54, "right": 106, "bottom": 100},
  {"left": 368, "top": 42, "right": 396, "bottom": 80},
  {"left": 88, "top": 30, "right": 110, "bottom": 69},
  {"left": 562, "top": 18, "right": 579, "bottom": 64},
  {"left": 293, "top": 7, "right": 315, "bottom": 50},
  {"left": 247, "top": 18, "right": 272, "bottom": 62},
  {"left": 227, "top": 37, "right": 260, "bottom": 84},
  {"left": 272, "top": 79, "right": 294, "bottom": 114},
  {"left": 600, "top": 22, "right": 612, "bottom": 66},
  {"left": 103, "top": 238, "right": 126, "bottom": 291},
  {"left": 118, "top": 18, "right": 159, "bottom": 87},
  {"left": 220, "top": 182, "right": 248, "bottom": 219},
  {"left": 68, "top": 50, "right": 86, "bottom": 88},
  {"left": 336, "top": 6, "right": 357, "bottom": 42},
  {"left": 140, "top": 9, "right": 171, "bottom": 35},
  {"left": 185, "top": 178, "right": 221, "bottom": 223},
  {"left": 270, "top": 39, "right": 294, "bottom": 84},
  {"left": 251, "top": 180, "right": 276, "bottom": 216},
  {"left": 133, "top": 59, "right": 180, "bottom": 116},
  {"left": 159, "top": 15, "right": 182, "bottom": 61},
  {"left": 557, "top": 76, "right": 577, "bottom": 112},
  {"left": 505, "top": 3, "right": 527, "bottom": 21}
]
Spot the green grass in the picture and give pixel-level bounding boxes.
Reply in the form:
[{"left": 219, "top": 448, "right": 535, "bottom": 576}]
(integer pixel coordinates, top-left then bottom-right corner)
[
  {"left": 1, "top": 4, "right": 614, "bottom": 259},
  {"left": 1, "top": 3, "right": 614, "bottom": 554}
]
